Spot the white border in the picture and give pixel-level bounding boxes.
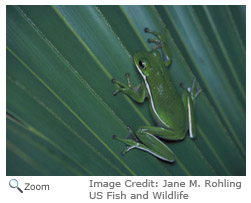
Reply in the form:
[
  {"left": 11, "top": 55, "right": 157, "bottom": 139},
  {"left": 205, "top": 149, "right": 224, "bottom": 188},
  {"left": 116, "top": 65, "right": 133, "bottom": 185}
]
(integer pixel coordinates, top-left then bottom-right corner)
[{"left": 1, "top": 1, "right": 250, "bottom": 203}]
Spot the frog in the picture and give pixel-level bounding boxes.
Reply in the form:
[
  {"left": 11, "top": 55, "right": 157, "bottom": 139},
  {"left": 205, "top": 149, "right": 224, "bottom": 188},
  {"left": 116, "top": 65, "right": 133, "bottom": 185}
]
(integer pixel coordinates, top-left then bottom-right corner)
[{"left": 111, "top": 27, "right": 202, "bottom": 162}]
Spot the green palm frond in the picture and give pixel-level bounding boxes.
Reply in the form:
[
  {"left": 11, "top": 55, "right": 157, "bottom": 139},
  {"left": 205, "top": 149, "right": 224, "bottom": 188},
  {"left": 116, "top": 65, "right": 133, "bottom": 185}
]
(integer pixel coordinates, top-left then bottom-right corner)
[{"left": 6, "top": 5, "right": 245, "bottom": 176}]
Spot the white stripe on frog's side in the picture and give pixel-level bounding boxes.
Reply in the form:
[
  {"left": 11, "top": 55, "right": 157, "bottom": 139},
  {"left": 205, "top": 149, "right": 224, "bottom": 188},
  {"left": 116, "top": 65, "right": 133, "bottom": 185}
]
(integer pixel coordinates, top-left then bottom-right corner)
[
  {"left": 188, "top": 98, "right": 193, "bottom": 138},
  {"left": 136, "top": 65, "right": 170, "bottom": 128}
]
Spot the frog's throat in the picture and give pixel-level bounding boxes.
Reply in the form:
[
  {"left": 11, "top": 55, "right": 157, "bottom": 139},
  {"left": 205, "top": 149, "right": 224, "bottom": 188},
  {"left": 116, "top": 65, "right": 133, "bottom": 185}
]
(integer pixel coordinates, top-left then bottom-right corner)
[{"left": 136, "top": 65, "right": 170, "bottom": 128}]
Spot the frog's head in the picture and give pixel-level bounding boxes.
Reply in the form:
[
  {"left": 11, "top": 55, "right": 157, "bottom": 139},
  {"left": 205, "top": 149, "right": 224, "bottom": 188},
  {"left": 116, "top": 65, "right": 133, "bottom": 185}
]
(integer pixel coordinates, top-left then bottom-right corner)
[{"left": 133, "top": 50, "right": 161, "bottom": 79}]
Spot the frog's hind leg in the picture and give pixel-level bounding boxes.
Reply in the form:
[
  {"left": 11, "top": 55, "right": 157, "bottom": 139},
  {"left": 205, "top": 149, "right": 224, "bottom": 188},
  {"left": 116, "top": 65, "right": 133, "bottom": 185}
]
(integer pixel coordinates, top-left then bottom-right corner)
[
  {"left": 113, "top": 133, "right": 176, "bottom": 162},
  {"left": 180, "top": 77, "right": 202, "bottom": 139},
  {"left": 136, "top": 126, "right": 186, "bottom": 141},
  {"left": 113, "top": 126, "right": 186, "bottom": 162},
  {"left": 136, "top": 126, "right": 186, "bottom": 162}
]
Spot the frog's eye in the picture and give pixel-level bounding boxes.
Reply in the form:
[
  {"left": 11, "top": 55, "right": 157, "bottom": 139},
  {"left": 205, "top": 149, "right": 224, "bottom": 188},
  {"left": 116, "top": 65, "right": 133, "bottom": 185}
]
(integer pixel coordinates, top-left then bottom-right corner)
[
  {"left": 139, "top": 60, "right": 146, "bottom": 69},
  {"left": 139, "top": 60, "right": 147, "bottom": 69}
]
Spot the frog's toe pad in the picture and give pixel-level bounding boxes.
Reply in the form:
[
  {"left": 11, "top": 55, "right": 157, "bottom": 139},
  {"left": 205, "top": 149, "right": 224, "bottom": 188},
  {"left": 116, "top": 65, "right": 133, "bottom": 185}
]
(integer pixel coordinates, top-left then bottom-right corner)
[
  {"left": 144, "top": 27, "right": 149, "bottom": 32},
  {"left": 112, "top": 90, "right": 119, "bottom": 96}
]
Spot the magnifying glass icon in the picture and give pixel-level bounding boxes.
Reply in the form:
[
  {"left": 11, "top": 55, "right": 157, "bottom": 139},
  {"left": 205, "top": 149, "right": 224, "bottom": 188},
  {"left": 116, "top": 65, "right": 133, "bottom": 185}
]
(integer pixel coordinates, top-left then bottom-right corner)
[{"left": 9, "top": 179, "right": 23, "bottom": 193}]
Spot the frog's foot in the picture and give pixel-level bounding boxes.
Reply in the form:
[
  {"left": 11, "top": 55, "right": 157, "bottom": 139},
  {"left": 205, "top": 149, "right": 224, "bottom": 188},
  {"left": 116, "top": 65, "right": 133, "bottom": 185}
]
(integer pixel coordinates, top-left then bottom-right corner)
[
  {"left": 144, "top": 27, "right": 162, "bottom": 40},
  {"left": 111, "top": 73, "right": 132, "bottom": 95},
  {"left": 111, "top": 74, "right": 146, "bottom": 102},
  {"left": 145, "top": 27, "right": 163, "bottom": 50},
  {"left": 125, "top": 73, "right": 133, "bottom": 88},
  {"left": 145, "top": 27, "right": 171, "bottom": 66},
  {"left": 180, "top": 77, "right": 202, "bottom": 102},
  {"left": 113, "top": 126, "right": 140, "bottom": 155},
  {"left": 111, "top": 79, "right": 127, "bottom": 95},
  {"left": 125, "top": 126, "right": 141, "bottom": 141},
  {"left": 112, "top": 135, "right": 139, "bottom": 155}
]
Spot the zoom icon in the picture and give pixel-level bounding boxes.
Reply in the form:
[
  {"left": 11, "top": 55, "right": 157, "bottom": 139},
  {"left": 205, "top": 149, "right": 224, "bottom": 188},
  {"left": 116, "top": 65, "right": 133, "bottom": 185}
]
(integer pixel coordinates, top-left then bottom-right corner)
[{"left": 9, "top": 179, "right": 23, "bottom": 193}]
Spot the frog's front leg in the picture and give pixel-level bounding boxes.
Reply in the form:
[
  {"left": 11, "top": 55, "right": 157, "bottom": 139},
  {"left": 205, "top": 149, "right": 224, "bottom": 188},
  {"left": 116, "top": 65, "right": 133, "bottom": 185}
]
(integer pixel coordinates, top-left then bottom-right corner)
[
  {"left": 113, "top": 126, "right": 177, "bottom": 162},
  {"left": 145, "top": 27, "right": 172, "bottom": 67},
  {"left": 180, "top": 78, "right": 202, "bottom": 139},
  {"left": 111, "top": 73, "right": 146, "bottom": 103}
]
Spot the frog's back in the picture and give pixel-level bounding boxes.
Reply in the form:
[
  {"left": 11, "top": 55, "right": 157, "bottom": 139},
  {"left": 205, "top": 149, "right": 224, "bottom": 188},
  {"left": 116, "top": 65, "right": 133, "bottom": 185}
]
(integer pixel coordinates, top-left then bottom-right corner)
[{"left": 146, "top": 66, "right": 187, "bottom": 131}]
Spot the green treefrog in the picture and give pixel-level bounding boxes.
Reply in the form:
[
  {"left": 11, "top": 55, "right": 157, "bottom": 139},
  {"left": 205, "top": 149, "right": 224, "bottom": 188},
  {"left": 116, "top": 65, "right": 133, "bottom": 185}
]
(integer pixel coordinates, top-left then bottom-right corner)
[{"left": 111, "top": 27, "right": 202, "bottom": 162}]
